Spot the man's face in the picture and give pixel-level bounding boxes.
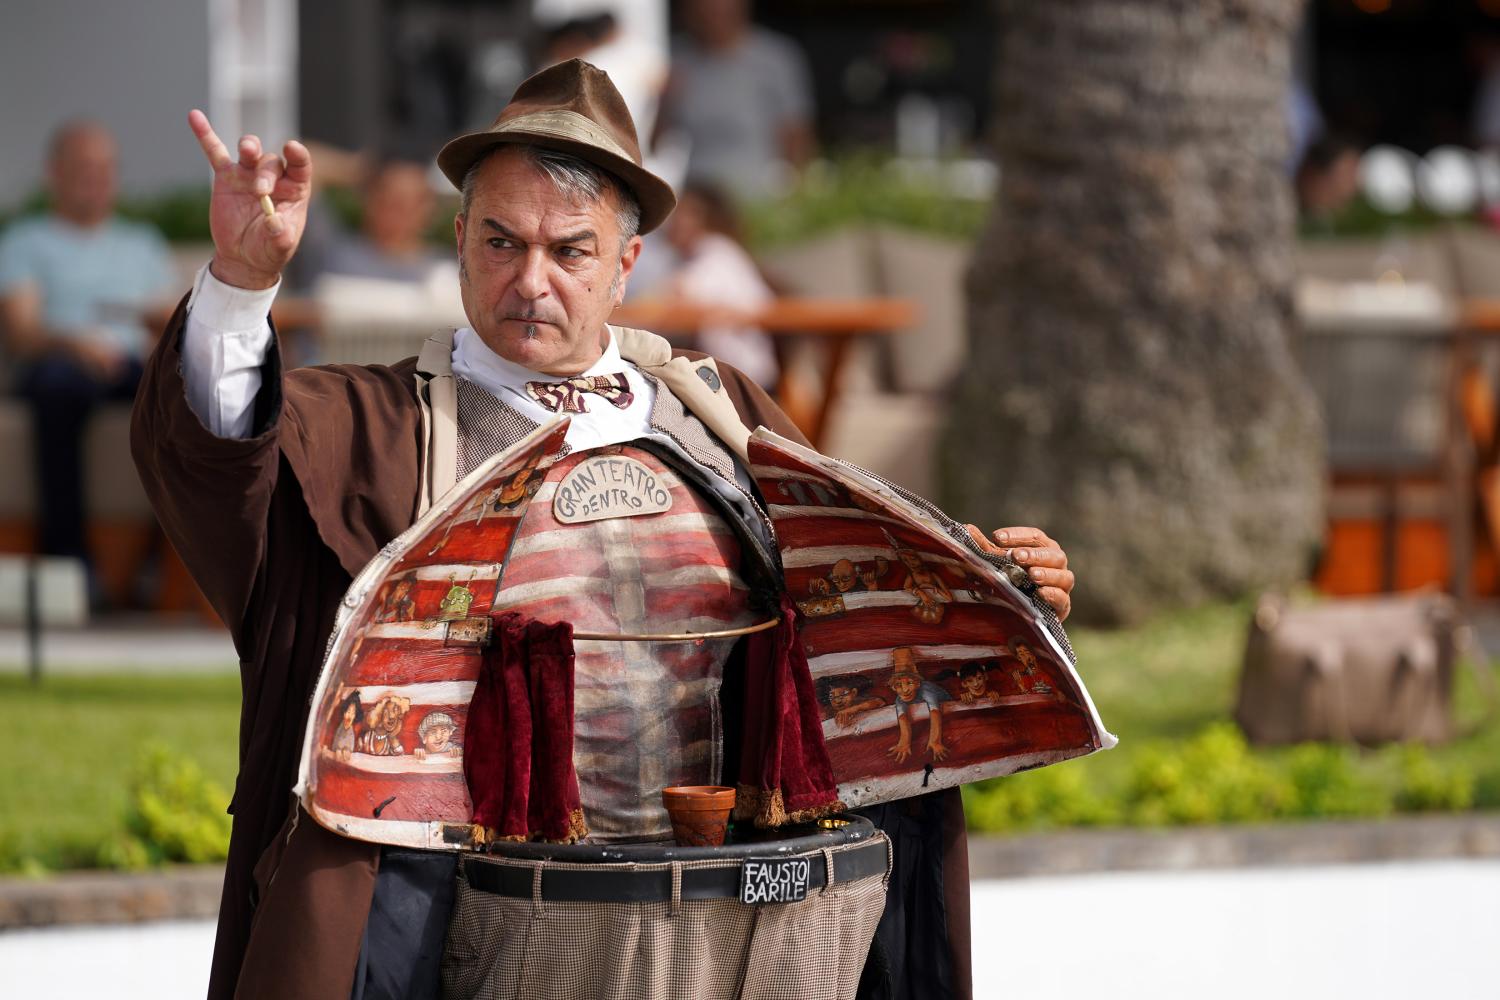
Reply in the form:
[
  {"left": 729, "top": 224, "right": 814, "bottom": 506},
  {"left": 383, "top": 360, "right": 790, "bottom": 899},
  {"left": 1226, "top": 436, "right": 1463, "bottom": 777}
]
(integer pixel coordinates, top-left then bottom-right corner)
[
  {"left": 455, "top": 147, "right": 642, "bottom": 375},
  {"left": 49, "top": 125, "right": 117, "bottom": 227},
  {"left": 423, "top": 725, "right": 454, "bottom": 752},
  {"left": 890, "top": 675, "right": 918, "bottom": 701},
  {"left": 830, "top": 560, "right": 856, "bottom": 593}
]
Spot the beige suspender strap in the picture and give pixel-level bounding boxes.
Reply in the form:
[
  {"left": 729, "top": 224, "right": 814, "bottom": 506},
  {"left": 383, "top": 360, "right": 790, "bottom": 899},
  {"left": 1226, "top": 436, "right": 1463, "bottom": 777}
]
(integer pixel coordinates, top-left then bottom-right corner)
[
  {"left": 612, "top": 325, "right": 754, "bottom": 464},
  {"left": 415, "top": 329, "right": 460, "bottom": 515}
]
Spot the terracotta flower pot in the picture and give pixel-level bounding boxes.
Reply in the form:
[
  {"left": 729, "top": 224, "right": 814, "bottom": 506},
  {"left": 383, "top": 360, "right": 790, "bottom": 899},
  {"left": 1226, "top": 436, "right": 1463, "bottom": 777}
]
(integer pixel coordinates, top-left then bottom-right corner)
[{"left": 661, "top": 785, "right": 736, "bottom": 847}]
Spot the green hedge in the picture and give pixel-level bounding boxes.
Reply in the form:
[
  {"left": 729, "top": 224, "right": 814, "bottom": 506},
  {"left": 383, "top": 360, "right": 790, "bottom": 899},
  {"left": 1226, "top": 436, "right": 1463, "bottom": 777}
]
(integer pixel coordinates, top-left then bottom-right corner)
[
  {"left": 742, "top": 156, "right": 989, "bottom": 250},
  {"left": 964, "top": 723, "right": 1484, "bottom": 835}
]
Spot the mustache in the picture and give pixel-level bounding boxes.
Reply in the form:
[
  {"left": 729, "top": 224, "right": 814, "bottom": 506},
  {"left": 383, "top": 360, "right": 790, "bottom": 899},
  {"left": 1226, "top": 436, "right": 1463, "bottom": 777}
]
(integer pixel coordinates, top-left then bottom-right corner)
[{"left": 502, "top": 309, "right": 562, "bottom": 326}]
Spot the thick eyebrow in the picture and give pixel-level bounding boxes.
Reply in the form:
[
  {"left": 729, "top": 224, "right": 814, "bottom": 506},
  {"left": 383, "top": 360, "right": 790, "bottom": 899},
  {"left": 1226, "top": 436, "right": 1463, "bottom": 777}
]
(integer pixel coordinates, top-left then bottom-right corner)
[{"left": 479, "top": 218, "right": 597, "bottom": 247}]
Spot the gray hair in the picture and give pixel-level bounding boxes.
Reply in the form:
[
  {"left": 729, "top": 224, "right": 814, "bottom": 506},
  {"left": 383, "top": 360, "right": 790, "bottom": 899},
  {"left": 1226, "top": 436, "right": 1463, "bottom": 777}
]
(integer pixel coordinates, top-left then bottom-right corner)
[{"left": 460, "top": 144, "right": 641, "bottom": 251}]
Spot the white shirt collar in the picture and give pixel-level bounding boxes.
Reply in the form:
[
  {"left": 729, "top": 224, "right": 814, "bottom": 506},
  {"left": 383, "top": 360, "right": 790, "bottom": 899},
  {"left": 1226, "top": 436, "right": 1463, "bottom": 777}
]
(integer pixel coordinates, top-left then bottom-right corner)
[
  {"left": 450, "top": 325, "right": 656, "bottom": 451},
  {"left": 452, "top": 324, "right": 627, "bottom": 393}
]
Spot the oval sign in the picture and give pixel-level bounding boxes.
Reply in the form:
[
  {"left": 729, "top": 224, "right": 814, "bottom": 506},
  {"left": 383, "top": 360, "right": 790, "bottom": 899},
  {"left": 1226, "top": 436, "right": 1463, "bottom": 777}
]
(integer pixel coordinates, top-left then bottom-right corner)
[{"left": 553, "top": 455, "right": 674, "bottom": 524}]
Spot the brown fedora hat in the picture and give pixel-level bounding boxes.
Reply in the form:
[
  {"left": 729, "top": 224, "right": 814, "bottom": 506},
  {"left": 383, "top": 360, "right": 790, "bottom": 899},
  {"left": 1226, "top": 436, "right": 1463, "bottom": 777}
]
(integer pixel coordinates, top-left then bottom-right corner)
[{"left": 437, "top": 58, "right": 676, "bottom": 234}]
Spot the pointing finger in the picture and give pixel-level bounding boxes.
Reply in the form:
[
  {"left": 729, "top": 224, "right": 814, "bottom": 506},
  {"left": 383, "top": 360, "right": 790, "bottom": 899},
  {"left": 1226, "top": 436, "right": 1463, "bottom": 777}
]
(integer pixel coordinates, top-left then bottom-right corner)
[{"left": 187, "top": 109, "right": 232, "bottom": 171}]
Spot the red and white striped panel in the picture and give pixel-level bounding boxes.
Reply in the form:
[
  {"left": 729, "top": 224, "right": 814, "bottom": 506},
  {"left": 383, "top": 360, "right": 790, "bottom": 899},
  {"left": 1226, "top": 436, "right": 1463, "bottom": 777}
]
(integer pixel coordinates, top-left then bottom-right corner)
[
  {"left": 493, "top": 445, "right": 757, "bottom": 843},
  {"left": 300, "top": 422, "right": 571, "bottom": 849},
  {"left": 749, "top": 432, "right": 1112, "bottom": 809}
]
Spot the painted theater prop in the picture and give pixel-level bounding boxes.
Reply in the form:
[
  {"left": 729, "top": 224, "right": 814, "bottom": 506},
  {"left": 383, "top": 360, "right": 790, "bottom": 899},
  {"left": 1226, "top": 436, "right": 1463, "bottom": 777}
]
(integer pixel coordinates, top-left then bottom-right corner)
[
  {"left": 747, "top": 429, "right": 1115, "bottom": 808},
  {"left": 295, "top": 421, "right": 571, "bottom": 849},
  {"left": 295, "top": 418, "right": 1114, "bottom": 848}
]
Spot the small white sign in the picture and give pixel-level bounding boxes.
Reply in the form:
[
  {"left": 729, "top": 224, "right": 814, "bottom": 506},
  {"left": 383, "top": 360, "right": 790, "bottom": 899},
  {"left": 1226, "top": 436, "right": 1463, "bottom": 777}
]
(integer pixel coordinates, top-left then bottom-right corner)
[
  {"left": 553, "top": 455, "right": 674, "bottom": 524},
  {"left": 740, "top": 857, "right": 811, "bottom": 904}
]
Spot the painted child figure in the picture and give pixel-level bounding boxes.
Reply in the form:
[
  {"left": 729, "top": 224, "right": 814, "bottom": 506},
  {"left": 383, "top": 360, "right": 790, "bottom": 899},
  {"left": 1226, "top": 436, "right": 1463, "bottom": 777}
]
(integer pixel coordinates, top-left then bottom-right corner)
[
  {"left": 817, "top": 673, "right": 886, "bottom": 728},
  {"left": 886, "top": 647, "right": 953, "bottom": 763},
  {"left": 957, "top": 661, "right": 1002, "bottom": 705},
  {"left": 325, "top": 688, "right": 361, "bottom": 762},
  {"left": 414, "top": 710, "right": 462, "bottom": 760},
  {"left": 897, "top": 547, "right": 953, "bottom": 624}
]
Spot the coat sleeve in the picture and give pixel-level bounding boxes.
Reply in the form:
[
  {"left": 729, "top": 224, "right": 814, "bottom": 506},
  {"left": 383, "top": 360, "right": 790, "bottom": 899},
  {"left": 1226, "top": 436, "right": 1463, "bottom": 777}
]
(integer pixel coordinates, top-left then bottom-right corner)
[{"left": 131, "top": 295, "right": 285, "bottom": 644}]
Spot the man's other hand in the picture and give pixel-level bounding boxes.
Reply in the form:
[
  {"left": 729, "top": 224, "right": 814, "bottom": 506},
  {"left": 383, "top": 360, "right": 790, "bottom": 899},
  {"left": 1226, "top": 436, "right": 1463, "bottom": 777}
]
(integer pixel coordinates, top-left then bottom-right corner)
[
  {"left": 188, "top": 110, "right": 312, "bottom": 290},
  {"left": 965, "top": 524, "right": 1074, "bottom": 622}
]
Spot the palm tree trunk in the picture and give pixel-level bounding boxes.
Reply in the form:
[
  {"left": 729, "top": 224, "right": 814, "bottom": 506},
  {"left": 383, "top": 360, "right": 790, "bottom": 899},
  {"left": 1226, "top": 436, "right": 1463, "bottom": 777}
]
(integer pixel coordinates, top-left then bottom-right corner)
[{"left": 942, "top": 0, "right": 1324, "bottom": 625}]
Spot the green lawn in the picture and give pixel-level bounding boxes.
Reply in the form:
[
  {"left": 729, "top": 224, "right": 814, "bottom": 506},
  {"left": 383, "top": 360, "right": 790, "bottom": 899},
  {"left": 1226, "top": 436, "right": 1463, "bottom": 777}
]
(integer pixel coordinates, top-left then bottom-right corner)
[
  {"left": 3, "top": 602, "right": 1497, "bottom": 871},
  {"left": 0, "top": 673, "right": 240, "bottom": 872}
]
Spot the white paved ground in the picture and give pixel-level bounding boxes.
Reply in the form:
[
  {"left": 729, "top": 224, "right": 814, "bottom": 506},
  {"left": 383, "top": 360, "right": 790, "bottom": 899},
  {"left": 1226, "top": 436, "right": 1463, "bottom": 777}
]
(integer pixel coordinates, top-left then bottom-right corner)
[
  {"left": 2, "top": 860, "right": 1496, "bottom": 998},
  {"left": 972, "top": 860, "right": 1500, "bottom": 999}
]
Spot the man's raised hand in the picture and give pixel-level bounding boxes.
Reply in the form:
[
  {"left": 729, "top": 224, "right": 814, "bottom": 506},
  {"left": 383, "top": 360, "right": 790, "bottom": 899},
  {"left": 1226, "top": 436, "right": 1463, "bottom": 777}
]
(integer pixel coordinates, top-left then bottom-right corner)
[{"left": 188, "top": 109, "right": 312, "bottom": 290}]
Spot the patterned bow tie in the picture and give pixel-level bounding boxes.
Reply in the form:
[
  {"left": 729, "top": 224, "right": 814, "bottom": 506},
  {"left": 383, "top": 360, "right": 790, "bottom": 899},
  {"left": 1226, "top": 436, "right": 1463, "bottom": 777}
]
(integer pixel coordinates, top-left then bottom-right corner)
[{"left": 524, "top": 372, "right": 635, "bottom": 414}]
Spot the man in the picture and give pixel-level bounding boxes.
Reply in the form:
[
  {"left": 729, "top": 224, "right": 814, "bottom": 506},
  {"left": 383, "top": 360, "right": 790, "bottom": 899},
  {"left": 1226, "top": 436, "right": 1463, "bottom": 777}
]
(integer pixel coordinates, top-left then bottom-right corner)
[
  {"left": 134, "top": 60, "right": 1074, "bottom": 999},
  {"left": 654, "top": 0, "right": 816, "bottom": 194},
  {"left": 1, "top": 120, "right": 174, "bottom": 569}
]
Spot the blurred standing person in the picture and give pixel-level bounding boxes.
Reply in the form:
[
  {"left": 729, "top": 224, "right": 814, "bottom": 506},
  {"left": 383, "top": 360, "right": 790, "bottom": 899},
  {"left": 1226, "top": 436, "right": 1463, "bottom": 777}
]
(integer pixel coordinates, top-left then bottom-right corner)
[
  {"left": 655, "top": 0, "right": 815, "bottom": 196},
  {"left": 658, "top": 181, "right": 778, "bottom": 388},
  {"left": 0, "top": 120, "right": 173, "bottom": 570}
]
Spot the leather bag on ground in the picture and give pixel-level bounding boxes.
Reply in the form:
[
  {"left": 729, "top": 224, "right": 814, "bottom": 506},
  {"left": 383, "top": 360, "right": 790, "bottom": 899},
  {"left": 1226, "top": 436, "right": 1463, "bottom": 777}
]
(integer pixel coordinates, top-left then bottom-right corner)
[{"left": 1235, "top": 592, "right": 1464, "bottom": 746}]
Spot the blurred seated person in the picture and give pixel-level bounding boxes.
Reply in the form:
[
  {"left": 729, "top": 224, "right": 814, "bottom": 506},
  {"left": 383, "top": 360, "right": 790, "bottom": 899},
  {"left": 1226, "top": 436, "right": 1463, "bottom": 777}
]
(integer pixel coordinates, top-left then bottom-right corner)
[
  {"left": 654, "top": 181, "right": 778, "bottom": 389},
  {"left": 0, "top": 119, "right": 174, "bottom": 567},
  {"left": 1296, "top": 132, "right": 1362, "bottom": 229},
  {"left": 290, "top": 157, "right": 451, "bottom": 289},
  {"left": 654, "top": 0, "right": 815, "bottom": 196}
]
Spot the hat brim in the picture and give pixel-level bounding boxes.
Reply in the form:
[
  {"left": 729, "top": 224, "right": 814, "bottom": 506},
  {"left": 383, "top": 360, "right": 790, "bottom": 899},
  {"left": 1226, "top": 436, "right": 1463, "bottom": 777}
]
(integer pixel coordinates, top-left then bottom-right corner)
[{"left": 437, "top": 130, "right": 676, "bottom": 235}]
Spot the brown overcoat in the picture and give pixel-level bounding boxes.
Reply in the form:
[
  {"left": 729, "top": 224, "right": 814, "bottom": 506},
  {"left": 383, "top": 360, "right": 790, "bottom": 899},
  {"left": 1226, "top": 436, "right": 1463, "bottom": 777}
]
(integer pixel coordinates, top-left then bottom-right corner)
[{"left": 131, "top": 297, "right": 971, "bottom": 1000}]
